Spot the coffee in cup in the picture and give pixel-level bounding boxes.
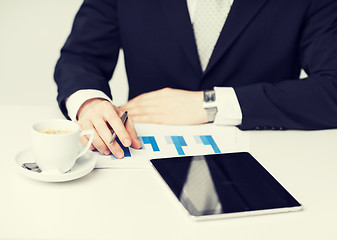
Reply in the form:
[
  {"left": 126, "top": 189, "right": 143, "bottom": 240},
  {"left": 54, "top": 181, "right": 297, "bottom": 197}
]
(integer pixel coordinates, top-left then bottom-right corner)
[
  {"left": 39, "top": 129, "right": 72, "bottom": 134},
  {"left": 32, "top": 119, "right": 94, "bottom": 173}
]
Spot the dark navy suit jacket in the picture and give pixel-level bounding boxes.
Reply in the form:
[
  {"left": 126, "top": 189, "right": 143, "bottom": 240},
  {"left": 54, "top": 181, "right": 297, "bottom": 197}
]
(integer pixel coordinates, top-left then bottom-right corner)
[{"left": 54, "top": 0, "right": 337, "bottom": 130}]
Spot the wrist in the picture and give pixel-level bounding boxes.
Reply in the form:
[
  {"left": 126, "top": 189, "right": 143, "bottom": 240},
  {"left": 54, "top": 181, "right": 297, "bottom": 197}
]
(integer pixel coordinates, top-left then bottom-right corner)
[
  {"left": 196, "top": 91, "right": 209, "bottom": 124},
  {"left": 66, "top": 90, "right": 113, "bottom": 122},
  {"left": 77, "top": 98, "right": 108, "bottom": 120}
]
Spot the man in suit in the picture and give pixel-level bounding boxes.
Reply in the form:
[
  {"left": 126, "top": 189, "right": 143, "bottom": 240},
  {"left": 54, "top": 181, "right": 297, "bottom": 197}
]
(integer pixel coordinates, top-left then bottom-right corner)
[{"left": 54, "top": 0, "right": 337, "bottom": 158}]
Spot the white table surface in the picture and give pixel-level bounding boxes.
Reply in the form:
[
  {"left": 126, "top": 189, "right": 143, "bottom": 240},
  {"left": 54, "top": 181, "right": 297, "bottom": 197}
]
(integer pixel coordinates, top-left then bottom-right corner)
[
  {"left": 1, "top": 1, "right": 336, "bottom": 239},
  {"left": 1, "top": 105, "right": 337, "bottom": 240}
]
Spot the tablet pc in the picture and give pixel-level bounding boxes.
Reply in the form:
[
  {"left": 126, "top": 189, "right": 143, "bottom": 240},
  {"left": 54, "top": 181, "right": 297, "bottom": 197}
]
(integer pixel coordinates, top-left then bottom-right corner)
[{"left": 150, "top": 152, "right": 302, "bottom": 221}]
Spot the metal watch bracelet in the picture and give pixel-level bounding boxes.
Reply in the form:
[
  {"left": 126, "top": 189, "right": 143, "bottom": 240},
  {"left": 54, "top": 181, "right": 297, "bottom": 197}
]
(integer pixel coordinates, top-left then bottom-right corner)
[{"left": 203, "top": 90, "right": 218, "bottom": 122}]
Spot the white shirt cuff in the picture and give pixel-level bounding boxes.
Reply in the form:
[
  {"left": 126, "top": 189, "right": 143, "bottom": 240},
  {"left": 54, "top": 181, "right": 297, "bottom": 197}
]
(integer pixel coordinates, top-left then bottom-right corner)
[
  {"left": 213, "top": 87, "right": 242, "bottom": 126},
  {"left": 65, "top": 89, "right": 112, "bottom": 121}
]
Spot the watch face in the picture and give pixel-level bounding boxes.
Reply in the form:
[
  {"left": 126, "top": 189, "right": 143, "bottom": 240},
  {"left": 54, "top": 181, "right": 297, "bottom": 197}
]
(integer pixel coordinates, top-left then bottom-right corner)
[
  {"left": 204, "top": 90, "right": 216, "bottom": 103},
  {"left": 203, "top": 90, "right": 217, "bottom": 122}
]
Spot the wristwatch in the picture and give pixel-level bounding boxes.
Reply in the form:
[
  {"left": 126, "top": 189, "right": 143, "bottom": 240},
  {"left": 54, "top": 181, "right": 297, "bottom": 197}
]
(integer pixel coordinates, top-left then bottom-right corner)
[{"left": 203, "top": 89, "right": 218, "bottom": 122}]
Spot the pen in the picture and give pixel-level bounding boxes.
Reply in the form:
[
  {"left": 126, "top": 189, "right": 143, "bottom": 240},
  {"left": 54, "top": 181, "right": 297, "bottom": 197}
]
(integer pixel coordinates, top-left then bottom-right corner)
[{"left": 109, "top": 111, "right": 128, "bottom": 145}]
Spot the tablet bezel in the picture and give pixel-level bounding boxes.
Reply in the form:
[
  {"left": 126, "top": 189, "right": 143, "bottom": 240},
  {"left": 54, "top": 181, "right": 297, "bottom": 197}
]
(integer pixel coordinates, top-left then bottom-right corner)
[{"left": 150, "top": 152, "right": 303, "bottom": 221}]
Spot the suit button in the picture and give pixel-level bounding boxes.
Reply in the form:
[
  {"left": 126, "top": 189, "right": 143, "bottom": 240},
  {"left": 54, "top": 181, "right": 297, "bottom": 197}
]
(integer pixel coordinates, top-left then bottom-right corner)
[{"left": 255, "top": 126, "right": 261, "bottom": 130}]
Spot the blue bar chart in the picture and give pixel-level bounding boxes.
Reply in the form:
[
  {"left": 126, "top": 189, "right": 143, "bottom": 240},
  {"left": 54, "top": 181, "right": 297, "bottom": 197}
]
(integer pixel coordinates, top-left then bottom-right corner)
[
  {"left": 166, "top": 136, "right": 187, "bottom": 155},
  {"left": 196, "top": 135, "right": 221, "bottom": 154},
  {"left": 139, "top": 136, "right": 160, "bottom": 152},
  {"left": 112, "top": 135, "right": 221, "bottom": 159}
]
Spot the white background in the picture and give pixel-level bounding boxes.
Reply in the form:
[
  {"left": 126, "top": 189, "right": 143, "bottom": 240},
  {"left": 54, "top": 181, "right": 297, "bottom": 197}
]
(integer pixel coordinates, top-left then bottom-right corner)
[{"left": 0, "top": 0, "right": 129, "bottom": 110}]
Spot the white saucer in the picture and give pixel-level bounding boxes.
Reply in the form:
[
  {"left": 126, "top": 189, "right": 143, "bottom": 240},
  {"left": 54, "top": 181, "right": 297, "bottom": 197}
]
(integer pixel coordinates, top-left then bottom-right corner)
[{"left": 15, "top": 149, "right": 97, "bottom": 182}]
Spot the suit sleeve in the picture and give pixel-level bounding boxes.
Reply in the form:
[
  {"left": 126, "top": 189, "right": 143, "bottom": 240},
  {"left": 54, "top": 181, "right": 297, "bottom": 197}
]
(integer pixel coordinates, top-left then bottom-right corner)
[
  {"left": 234, "top": 0, "right": 337, "bottom": 130},
  {"left": 54, "top": 0, "right": 119, "bottom": 119}
]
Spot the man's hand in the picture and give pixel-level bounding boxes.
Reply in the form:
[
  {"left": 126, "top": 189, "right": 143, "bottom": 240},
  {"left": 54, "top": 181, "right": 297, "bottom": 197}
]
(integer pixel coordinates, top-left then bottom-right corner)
[
  {"left": 120, "top": 88, "right": 208, "bottom": 125},
  {"left": 77, "top": 98, "right": 142, "bottom": 158}
]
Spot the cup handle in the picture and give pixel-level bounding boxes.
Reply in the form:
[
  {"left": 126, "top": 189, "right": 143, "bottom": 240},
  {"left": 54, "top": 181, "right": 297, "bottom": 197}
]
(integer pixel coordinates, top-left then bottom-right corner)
[{"left": 76, "top": 130, "right": 95, "bottom": 159}]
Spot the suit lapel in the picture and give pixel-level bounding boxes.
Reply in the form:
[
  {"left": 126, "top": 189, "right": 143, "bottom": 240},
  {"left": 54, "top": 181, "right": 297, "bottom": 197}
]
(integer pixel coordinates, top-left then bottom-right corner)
[
  {"left": 157, "top": 0, "right": 269, "bottom": 79},
  {"left": 204, "top": 0, "right": 269, "bottom": 75},
  {"left": 157, "top": 0, "right": 203, "bottom": 77}
]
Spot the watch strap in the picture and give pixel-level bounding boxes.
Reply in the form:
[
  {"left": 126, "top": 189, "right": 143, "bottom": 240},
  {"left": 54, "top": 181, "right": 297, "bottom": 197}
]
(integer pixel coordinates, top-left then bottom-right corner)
[{"left": 203, "top": 90, "right": 218, "bottom": 122}]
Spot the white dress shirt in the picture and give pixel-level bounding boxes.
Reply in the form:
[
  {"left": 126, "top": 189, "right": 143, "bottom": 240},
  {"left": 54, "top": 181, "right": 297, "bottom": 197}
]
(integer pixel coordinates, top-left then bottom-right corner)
[{"left": 66, "top": 0, "right": 242, "bottom": 125}]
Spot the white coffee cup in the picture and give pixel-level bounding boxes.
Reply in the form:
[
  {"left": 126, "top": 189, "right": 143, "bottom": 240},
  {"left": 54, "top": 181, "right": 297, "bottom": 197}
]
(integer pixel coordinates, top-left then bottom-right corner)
[{"left": 32, "top": 119, "right": 94, "bottom": 173}]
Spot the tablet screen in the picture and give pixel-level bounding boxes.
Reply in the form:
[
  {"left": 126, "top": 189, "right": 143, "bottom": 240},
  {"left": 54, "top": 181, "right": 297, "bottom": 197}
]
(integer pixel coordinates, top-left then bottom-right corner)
[{"left": 151, "top": 152, "right": 301, "bottom": 218}]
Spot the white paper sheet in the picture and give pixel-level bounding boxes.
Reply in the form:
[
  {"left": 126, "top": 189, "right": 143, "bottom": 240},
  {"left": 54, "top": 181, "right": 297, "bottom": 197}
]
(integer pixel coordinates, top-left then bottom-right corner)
[{"left": 94, "top": 123, "right": 250, "bottom": 169}]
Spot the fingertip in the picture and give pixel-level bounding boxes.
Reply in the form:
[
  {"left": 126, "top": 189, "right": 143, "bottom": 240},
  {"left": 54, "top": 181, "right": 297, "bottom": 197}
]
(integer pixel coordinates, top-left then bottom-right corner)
[
  {"left": 103, "top": 149, "right": 111, "bottom": 156},
  {"left": 115, "top": 150, "right": 124, "bottom": 159},
  {"left": 133, "top": 139, "right": 142, "bottom": 149},
  {"left": 123, "top": 138, "right": 131, "bottom": 147},
  {"left": 137, "top": 139, "right": 142, "bottom": 149}
]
